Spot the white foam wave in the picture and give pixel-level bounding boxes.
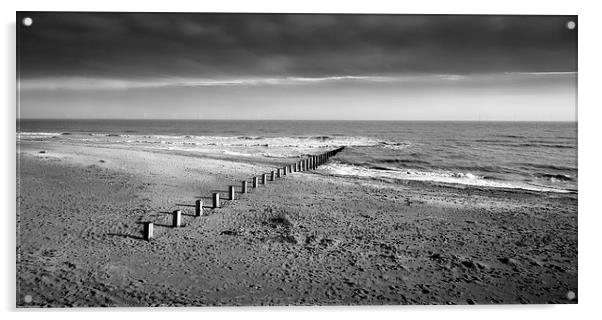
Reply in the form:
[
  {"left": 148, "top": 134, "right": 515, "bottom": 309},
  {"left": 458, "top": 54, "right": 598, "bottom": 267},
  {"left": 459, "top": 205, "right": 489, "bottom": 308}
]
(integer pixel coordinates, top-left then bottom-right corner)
[
  {"left": 380, "top": 142, "right": 411, "bottom": 150},
  {"left": 17, "top": 132, "right": 61, "bottom": 137},
  {"left": 221, "top": 150, "right": 257, "bottom": 157},
  {"left": 322, "top": 162, "right": 572, "bottom": 193},
  {"left": 18, "top": 132, "right": 381, "bottom": 150}
]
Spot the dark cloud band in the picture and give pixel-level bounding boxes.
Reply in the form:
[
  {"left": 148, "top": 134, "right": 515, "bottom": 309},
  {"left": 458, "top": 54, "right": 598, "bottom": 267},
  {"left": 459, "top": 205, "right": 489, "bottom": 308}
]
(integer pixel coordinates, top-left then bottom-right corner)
[{"left": 17, "top": 13, "right": 577, "bottom": 80}]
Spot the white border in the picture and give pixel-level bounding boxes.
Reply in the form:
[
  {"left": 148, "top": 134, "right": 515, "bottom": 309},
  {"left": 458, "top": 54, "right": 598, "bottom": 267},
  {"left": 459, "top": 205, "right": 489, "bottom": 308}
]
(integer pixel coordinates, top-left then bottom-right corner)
[{"left": 3, "top": 1, "right": 600, "bottom": 319}]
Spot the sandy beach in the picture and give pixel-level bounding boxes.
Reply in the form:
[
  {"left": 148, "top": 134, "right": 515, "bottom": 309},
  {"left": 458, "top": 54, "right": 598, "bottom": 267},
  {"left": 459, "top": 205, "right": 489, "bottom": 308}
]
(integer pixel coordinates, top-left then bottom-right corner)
[
  {"left": 13, "top": 11, "right": 581, "bottom": 312},
  {"left": 16, "top": 139, "right": 577, "bottom": 306}
]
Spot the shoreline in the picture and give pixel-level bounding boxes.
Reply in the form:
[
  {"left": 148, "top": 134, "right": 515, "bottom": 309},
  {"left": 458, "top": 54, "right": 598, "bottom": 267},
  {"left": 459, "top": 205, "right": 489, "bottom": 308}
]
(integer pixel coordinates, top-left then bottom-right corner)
[
  {"left": 17, "top": 134, "right": 578, "bottom": 195},
  {"left": 17, "top": 142, "right": 578, "bottom": 306}
]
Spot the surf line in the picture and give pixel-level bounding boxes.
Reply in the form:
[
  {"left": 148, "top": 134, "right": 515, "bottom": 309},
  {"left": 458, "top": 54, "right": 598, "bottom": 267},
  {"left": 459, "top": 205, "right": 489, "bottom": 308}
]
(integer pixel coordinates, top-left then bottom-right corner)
[{"left": 141, "top": 146, "right": 346, "bottom": 241}]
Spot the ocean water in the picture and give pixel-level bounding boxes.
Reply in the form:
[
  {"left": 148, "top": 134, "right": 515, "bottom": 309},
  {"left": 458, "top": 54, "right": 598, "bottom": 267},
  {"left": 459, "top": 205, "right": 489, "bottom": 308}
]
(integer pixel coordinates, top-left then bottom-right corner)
[{"left": 17, "top": 120, "right": 577, "bottom": 193}]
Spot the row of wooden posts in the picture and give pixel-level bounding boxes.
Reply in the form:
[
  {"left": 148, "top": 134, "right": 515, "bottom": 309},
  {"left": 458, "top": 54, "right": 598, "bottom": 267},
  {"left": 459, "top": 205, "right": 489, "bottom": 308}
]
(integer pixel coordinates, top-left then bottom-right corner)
[{"left": 142, "top": 146, "right": 345, "bottom": 241}]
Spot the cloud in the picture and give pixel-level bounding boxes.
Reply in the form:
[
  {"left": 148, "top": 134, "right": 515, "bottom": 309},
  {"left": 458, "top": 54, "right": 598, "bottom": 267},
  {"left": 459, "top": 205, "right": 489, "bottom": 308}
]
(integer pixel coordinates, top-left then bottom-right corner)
[
  {"left": 18, "top": 75, "right": 400, "bottom": 91},
  {"left": 17, "top": 13, "right": 577, "bottom": 80},
  {"left": 18, "top": 72, "right": 576, "bottom": 91}
]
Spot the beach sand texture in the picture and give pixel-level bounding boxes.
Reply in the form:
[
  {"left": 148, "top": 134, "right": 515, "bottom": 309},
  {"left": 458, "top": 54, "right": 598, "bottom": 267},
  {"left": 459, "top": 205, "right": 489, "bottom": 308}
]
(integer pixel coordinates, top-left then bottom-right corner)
[{"left": 16, "top": 139, "right": 577, "bottom": 306}]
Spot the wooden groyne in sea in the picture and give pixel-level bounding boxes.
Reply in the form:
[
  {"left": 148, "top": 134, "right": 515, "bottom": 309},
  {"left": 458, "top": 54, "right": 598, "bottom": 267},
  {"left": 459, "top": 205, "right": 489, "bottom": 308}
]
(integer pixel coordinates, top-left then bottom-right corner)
[{"left": 142, "top": 146, "right": 345, "bottom": 241}]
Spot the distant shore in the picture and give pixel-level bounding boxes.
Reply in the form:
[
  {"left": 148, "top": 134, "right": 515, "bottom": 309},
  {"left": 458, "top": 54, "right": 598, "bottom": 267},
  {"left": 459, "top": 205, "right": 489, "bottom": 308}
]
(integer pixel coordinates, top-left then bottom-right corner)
[{"left": 17, "top": 140, "right": 578, "bottom": 306}]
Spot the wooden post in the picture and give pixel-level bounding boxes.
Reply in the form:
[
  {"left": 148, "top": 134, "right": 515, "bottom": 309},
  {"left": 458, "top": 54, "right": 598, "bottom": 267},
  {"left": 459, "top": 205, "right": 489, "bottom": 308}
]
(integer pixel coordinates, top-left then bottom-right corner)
[
  {"left": 276, "top": 168, "right": 281, "bottom": 178},
  {"left": 289, "top": 164, "right": 293, "bottom": 173},
  {"left": 262, "top": 173, "right": 267, "bottom": 184},
  {"left": 253, "top": 176, "right": 258, "bottom": 188},
  {"left": 172, "top": 210, "right": 182, "bottom": 227},
  {"left": 213, "top": 192, "right": 220, "bottom": 208},
  {"left": 229, "top": 185, "right": 235, "bottom": 200},
  {"left": 195, "top": 199, "right": 203, "bottom": 216},
  {"left": 283, "top": 166, "right": 287, "bottom": 175},
  {"left": 143, "top": 222, "right": 153, "bottom": 241},
  {"left": 242, "top": 180, "right": 248, "bottom": 193},
  {"left": 271, "top": 170, "right": 275, "bottom": 181}
]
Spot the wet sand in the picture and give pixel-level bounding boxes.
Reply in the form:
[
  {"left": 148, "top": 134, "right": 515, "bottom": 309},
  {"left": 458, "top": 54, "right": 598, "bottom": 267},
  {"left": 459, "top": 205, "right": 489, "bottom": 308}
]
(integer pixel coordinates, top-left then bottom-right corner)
[{"left": 16, "top": 141, "right": 578, "bottom": 306}]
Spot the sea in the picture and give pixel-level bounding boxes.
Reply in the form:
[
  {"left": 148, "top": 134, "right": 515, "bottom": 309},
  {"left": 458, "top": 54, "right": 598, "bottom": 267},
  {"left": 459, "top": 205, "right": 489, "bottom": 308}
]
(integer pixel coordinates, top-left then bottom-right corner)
[{"left": 17, "top": 120, "right": 578, "bottom": 194}]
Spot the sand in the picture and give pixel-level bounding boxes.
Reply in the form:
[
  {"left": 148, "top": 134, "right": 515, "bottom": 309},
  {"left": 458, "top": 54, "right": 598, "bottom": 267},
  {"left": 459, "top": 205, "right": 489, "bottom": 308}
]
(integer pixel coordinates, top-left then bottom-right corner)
[{"left": 16, "top": 141, "right": 578, "bottom": 307}]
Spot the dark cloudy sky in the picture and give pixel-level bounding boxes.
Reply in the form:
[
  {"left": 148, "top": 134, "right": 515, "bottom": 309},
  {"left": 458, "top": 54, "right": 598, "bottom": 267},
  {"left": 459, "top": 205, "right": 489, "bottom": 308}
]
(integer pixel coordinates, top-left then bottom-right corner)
[{"left": 17, "top": 13, "right": 577, "bottom": 120}]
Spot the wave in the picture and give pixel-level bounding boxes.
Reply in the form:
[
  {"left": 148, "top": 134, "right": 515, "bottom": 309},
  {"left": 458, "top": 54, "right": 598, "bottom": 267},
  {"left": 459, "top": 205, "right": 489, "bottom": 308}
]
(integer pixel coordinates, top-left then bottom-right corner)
[
  {"left": 379, "top": 141, "right": 411, "bottom": 150},
  {"left": 474, "top": 139, "right": 515, "bottom": 143},
  {"left": 371, "top": 160, "right": 523, "bottom": 176},
  {"left": 16, "top": 132, "right": 62, "bottom": 141},
  {"left": 378, "top": 158, "right": 431, "bottom": 166},
  {"left": 536, "top": 173, "right": 574, "bottom": 182},
  {"left": 310, "top": 136, "right": 333, "bottom": 141},
  {"left": 18, "top": 132, "right": 61, "bottom": 136},
  {"left": 367, "top": 165, "right": 395, "bottom": 171},
  {"left": 39, "top": 132, "right": 381, "bottom": 158},
  {"left": 521, "top": 163, "right": 577, "bottom": 172},
  {"left": 17, "top": 132, "right": 418, "bottom": 154},
  {"left": 477, "top": 141, "right": 575, "bottom": 149},
  {"left": 447, "top": 164, "right": 523, "bottom": 175},
  {"left": 516, "top": 143, "right": 575, "bottom": 149},
  {"left": 492, "top": 134, "right": 524, "bottom": 139},
  {"left": 18, "top": 132, "right": 383, "bottom": 148},
  {"left": 474, "top": 138, "right": 575, "bottom": 149},
  {"left": 321, "top": 162, "right": 574, "bottom": 193}
]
